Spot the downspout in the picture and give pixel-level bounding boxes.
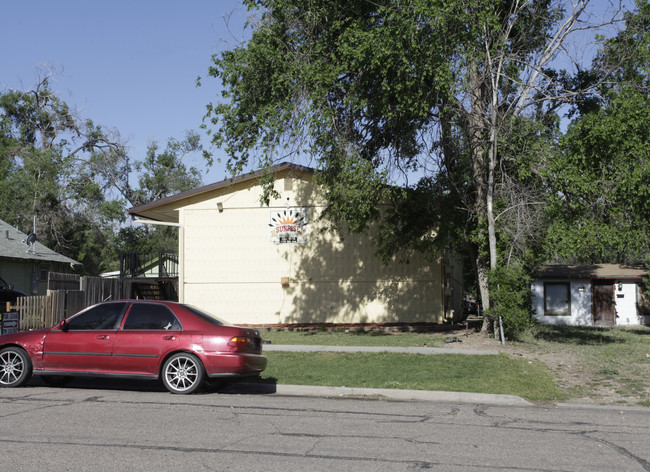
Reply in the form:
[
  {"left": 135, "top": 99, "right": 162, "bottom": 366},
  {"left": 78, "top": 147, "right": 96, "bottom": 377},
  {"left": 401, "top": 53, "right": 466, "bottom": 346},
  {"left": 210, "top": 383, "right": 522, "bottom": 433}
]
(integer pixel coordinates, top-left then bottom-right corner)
[{"left": 133, "top": 219, "right": 184, "bottom": 303}]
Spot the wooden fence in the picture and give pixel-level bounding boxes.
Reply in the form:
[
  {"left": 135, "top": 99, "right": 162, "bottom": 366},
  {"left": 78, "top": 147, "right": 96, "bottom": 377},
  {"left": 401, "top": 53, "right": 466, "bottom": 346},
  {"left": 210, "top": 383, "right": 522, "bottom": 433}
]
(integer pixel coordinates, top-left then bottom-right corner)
[
  {"left": 12, "top": 292, "right": 66, "bottom": 331},
  {"left": 5, "top": 274, "right": 125, "bottom": 331},
  {"left": 48, "top": 272, "right": 83, "bottom": 291}
]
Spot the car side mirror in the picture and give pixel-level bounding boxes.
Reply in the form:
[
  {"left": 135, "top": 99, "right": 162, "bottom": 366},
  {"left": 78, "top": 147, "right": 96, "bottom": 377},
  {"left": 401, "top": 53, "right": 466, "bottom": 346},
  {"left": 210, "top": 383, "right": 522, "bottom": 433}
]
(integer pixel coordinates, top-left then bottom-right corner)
[{"left": 59, "top": 320, "right": 69, "bottom": 332}]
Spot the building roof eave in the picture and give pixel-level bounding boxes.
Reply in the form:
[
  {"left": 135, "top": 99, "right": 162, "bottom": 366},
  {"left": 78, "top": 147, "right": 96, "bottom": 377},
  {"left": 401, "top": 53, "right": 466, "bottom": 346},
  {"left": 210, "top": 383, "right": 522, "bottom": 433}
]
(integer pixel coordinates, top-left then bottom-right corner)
[
  {"left": 537, "top": 264, "right": 647, "bottom": 280},
  {"left": 127, "top": 162, "right": 315, "bottom": 223}
]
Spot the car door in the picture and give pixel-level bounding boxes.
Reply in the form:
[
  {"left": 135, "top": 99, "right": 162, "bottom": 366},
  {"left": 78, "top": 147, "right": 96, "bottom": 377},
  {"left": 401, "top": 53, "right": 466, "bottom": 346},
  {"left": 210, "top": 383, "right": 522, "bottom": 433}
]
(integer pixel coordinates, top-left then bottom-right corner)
[
  {"left": 42, "top": 302, "right": 128, "bottom": 373},
  {"left": 111, "top": 303, "right": 181, "bottom": 376}
]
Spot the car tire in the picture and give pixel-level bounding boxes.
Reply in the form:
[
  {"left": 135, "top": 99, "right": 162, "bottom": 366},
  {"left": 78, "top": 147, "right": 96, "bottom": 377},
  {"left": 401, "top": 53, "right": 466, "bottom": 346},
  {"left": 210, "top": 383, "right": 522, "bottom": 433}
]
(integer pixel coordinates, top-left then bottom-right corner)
[
  {"left": 41, "top": 375, "right": 74, "bottom": 387},
  {"left": 0, "top": 346, "right": 33, "bottom": 388},
  {"left": 161, "top": 352, "right": 205, "bottom": 394}
]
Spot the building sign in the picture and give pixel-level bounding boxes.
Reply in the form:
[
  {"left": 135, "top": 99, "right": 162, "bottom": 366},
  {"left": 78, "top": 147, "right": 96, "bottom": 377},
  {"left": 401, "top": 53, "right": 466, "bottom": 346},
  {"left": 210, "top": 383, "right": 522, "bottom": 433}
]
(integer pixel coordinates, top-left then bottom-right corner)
[
  {"left": 269, "top": 208, "right": 309, "bottom": 244},
  {"left": 1, "top": 311, "right": 19, "bottom": 335}
]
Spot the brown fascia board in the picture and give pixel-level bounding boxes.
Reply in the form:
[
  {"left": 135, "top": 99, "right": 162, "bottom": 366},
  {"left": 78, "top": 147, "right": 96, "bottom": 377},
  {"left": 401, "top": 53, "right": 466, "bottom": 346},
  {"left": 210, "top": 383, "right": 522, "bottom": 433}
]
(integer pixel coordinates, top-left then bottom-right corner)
[
  {"left": 537, "top": 264, "right": 647, "bottom": 280},
  {"left": 127, "top": 162, "right": 315, "bottom": 221}
]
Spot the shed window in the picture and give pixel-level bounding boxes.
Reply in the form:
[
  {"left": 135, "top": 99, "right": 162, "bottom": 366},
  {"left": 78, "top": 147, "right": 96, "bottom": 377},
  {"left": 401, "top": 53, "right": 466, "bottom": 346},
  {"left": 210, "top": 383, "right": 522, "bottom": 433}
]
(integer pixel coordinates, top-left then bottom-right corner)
[{"left": 544, "top": 282, "right": 570, "bottom": 316}]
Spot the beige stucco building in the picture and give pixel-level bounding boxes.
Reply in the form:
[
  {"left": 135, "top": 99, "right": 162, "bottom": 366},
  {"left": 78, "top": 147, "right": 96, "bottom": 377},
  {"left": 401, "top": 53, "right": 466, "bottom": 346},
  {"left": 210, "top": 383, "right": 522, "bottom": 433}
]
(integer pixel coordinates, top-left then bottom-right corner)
[{"left": 128, "top": 163, "right": 463, "bottom": 326}]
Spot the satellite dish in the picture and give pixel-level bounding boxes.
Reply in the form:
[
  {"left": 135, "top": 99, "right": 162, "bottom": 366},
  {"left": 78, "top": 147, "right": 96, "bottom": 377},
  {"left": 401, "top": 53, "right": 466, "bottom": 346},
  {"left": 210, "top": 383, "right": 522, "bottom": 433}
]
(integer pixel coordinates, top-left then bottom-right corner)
[{"left": 24, "top": 233, "right": 37, "bottom": 254}]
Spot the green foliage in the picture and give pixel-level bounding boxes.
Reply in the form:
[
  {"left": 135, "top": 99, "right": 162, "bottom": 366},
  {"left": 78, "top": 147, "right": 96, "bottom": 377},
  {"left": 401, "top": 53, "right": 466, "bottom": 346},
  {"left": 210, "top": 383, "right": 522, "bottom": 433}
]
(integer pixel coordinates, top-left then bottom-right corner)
[
  {"left": 129, "top": 132, "right": 203, "bottom": 206},
  {"left": 485, "top": 264, "right": 536, "bottom": 339},
  {"left": 316, "top": 153, "right": 388, "bottom": 234},
  {"left": 493, "top": 115, "right": 557, "bottom": 264},
  {"left": 0, "top": 71, "right": 205, "bottom": 275},
  {"left": 203, "top": 0, "right": 585, "bottom": 312},
  {"left": 541, "top": 3, "right": 650, "bottom": 265},
  {"left": 0, "top": 73, "right": 129, "bottom": 274},
  {"left": 544, "top": 87, "right": 650, "bottom": 263},
  {"left": 594, "top": 0, "right": 650, "bottom": 91}
]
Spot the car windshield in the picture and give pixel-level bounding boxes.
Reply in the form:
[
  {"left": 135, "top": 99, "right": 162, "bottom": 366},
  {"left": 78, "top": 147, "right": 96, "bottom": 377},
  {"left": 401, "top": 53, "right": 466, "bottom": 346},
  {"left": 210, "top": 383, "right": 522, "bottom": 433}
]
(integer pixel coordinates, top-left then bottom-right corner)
[{"left": 182, "top": 304, "right": 231, "bottom": 327}]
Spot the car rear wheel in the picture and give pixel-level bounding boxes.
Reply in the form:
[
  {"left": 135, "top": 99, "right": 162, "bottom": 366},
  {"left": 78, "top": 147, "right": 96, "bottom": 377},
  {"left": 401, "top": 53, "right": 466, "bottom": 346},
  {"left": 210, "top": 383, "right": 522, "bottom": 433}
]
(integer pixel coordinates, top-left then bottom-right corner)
[
  {"left": 0, "top": 347, "right": 32, "bottom": 388},
  {"left": 161, "top": 353, "right": 205, "bottom": 394}
]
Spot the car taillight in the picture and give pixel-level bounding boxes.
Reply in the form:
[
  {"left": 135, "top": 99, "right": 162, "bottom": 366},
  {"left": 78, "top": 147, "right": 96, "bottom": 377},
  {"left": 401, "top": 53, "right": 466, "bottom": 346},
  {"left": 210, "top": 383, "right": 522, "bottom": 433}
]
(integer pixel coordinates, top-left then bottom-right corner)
[{"left": 228, "top": 336, "right": 253, "bottom": 350}]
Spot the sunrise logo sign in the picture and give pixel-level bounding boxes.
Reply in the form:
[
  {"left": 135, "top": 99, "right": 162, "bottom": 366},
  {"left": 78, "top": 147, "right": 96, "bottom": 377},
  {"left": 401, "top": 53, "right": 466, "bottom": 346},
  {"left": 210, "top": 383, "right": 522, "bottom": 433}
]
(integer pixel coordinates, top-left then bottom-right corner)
[{"left": 269, "top": 208, "right": 309, "bottom": 244}]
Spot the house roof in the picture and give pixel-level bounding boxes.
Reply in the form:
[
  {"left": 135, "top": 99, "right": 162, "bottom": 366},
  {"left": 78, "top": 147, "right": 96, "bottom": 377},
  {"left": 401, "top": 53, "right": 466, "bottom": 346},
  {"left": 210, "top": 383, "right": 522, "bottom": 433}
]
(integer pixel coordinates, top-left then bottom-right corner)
[
  {"left": 0, "top": 219, "right": 80, "bottom": 266},
  {"left": 537, "top": 264, "right": 647, "bottom": 280},
  {"left": 127, "top": 162, "right": 315, "bottom": 223}
]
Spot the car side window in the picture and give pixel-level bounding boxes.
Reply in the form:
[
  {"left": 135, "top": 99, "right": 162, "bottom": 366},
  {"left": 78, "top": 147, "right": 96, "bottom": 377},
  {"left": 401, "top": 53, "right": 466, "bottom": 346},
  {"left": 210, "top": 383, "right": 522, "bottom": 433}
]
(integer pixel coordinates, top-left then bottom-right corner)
[
  {"left": 67, "top": 302, "right": 128, "bottom": 330},
  {"left": 122, "top": 303, "right": 182, "bottom": 331}
]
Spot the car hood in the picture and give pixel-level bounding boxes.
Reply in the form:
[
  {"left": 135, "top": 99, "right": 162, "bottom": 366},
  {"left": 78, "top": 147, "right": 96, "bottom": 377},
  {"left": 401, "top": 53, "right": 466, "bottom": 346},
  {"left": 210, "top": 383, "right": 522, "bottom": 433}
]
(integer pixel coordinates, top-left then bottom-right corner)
[{"left": 0, "top": 327, "right": 50, "bottom": 344}]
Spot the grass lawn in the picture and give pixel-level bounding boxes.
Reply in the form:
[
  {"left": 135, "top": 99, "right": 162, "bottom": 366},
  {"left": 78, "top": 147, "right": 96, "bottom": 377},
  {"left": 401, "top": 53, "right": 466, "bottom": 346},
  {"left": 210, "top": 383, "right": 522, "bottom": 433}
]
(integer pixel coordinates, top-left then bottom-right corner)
[
  {"left": 256, "top": 325, "right": 650, "bottom": 405},
  {"left": 260, "top": 351, "right": 566, "bottom": 402},
  {"left": 260, "top": 329, "right": 447, "bottom": 347},
  {"left": 516, "top": 325, "right": 650, "bottom": 406}
]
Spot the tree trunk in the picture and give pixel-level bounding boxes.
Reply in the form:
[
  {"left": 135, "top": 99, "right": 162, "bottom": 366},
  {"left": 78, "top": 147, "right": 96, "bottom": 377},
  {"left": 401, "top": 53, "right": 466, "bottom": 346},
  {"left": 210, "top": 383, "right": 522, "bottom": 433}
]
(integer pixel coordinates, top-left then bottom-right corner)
[{"left": 466, "top": 61, "right": 493, "bottom": 332}]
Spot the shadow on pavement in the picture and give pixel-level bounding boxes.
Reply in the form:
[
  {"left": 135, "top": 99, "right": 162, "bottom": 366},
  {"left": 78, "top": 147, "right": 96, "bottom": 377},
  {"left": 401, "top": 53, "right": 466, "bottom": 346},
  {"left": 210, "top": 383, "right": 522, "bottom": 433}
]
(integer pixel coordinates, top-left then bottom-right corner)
[{"left": 26, "top": 375, "right": 278, "bottom": 395}]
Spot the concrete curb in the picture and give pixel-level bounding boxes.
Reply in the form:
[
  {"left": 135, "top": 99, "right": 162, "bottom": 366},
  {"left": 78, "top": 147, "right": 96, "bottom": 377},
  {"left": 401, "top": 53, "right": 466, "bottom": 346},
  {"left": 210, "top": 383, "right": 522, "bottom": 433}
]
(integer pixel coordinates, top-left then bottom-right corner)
[{"left": 228, "top": 383, "right": 533, "bottom": 406}]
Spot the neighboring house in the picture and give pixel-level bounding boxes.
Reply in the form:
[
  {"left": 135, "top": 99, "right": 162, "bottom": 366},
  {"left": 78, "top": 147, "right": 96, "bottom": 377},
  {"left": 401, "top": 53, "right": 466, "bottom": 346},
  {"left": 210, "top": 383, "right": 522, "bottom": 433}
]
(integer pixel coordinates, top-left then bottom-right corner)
[
  {"left": 128, "top": 163, "right": 463, "bottom": 326},
  {"left": 532, "top": 264, "right": 648, "bottom": 326},
  {"left": 0, "top": 219, "right": 80, "bottom": 296}
]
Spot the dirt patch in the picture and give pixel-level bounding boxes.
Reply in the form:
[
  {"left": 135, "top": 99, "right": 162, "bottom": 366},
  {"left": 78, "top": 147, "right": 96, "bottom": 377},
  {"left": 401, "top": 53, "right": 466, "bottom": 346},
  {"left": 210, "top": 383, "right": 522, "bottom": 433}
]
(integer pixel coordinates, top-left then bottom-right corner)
[{"left": 435, "top": 329, "right": 650, "bottom": 406}]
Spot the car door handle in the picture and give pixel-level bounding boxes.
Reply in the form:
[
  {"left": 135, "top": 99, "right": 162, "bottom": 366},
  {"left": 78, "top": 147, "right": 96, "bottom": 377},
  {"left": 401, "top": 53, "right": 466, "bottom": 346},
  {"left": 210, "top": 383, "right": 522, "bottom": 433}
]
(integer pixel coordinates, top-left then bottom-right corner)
[
  {"left": 162, "top": 335, "right": 176, "bottom": 341},
  {"left": 97, "top": 335, "right": 109, "bottom": 340}
]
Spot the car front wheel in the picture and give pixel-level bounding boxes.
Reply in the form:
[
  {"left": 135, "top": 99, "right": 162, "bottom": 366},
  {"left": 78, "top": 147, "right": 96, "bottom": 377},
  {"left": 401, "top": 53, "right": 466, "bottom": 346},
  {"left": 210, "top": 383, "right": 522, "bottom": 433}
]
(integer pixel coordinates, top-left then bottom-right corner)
[
  {"left": 0, "top": 347, "right": 33, "bottom": 388},
  {"left": 161, "top": 353, "right": 205, "bottom": 394}
]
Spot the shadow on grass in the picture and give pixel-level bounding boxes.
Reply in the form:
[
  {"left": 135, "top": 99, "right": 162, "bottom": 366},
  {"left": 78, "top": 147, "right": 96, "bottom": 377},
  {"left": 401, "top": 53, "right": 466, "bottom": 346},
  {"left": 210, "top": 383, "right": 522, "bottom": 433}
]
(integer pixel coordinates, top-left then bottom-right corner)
[
  {"left": 299, "top": 329, "right": 392, "bottom": 337},
  {"left": 622, "top": 327, "right": 650, "bottom": 336},
  {"left": 532, "top": 325, "right": 626, "bottom": 345}
]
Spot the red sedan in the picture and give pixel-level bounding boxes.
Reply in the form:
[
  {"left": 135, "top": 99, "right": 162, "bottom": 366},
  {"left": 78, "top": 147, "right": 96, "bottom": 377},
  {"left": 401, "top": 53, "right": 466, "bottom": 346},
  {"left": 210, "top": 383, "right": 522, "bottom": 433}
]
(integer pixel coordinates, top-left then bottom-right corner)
[{"left": 0, "top": 300, "right": 267, "bottom": 394}]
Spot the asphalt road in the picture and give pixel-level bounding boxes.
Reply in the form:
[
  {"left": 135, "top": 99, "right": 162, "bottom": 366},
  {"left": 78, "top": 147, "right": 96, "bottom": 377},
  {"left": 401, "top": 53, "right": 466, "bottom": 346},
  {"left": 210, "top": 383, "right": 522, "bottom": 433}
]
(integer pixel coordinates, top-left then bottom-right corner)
[{"left": 1, "top": 378, "right": 649, "bottom": 471}]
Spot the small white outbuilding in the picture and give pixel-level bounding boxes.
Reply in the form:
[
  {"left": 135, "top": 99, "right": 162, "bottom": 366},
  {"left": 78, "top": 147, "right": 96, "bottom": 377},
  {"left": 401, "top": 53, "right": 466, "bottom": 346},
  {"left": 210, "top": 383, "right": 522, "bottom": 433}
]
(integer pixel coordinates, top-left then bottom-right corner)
[{"left": 532, "top": 264, "right": 648, "bottom": 326}]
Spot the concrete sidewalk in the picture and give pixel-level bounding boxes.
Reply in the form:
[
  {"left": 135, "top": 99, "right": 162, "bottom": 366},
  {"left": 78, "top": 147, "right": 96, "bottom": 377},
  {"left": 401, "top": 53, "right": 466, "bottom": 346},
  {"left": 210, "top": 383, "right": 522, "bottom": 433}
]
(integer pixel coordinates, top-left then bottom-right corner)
[
  {"left": 235, "top": 343, "right": 533, "bottom": 406},
  {"left": 263, "top": 344, "right": 499, "bottom": 355}
]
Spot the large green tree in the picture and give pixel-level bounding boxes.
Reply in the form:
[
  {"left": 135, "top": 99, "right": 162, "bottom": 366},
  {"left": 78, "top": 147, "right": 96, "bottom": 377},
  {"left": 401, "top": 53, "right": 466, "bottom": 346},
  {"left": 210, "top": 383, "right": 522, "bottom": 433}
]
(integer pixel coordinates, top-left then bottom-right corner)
[
  {"left": 544, "top": 0, "right": 650, "bottom": 264},
  {"left": 0, "top": 71, "right": 129, "bottom": 274},
  {"left": 204, "top": 0, "right": 623, "bottom": 332},
  {"left": 119, "top": 132, "right": 204, "bottom": 256},
  {"left": 0, "top": 70, "right": 205, "bottom": 274}
]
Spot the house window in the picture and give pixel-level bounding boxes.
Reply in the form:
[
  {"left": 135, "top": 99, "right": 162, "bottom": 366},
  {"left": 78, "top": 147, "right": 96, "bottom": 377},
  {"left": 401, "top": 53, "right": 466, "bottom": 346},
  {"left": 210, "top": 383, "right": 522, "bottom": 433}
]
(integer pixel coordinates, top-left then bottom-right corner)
[{"left": 544, "top": 282, "right": 571, "bottom": 316}]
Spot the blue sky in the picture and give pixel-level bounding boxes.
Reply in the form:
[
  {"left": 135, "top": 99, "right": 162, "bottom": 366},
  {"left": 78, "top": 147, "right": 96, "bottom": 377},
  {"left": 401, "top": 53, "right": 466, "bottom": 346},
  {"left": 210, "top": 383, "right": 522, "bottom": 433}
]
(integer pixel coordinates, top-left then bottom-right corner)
[
  {"left": 1, "top": 0, "right": 251, "bottom": 182},
  {"left": 1, "top": 0, "right": 633, "bottom": 187}
]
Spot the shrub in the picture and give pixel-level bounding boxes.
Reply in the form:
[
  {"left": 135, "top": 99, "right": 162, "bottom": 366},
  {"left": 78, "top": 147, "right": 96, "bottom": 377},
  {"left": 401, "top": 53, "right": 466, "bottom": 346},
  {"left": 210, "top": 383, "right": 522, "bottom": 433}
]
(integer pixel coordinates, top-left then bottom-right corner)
[{"left": 485, "top": 265, "right": 535, "bottom": 339}]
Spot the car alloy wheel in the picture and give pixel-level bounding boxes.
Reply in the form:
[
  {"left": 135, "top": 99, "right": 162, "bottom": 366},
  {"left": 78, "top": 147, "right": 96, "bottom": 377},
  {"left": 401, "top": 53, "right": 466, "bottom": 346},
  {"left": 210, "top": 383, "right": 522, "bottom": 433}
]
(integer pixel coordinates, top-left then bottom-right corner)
[
  {"left": 162, "top": 353, "right": 205, "bottom": 394},
  {"left": 0, "top": 347, "right": 33, "bottom": 387}
]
